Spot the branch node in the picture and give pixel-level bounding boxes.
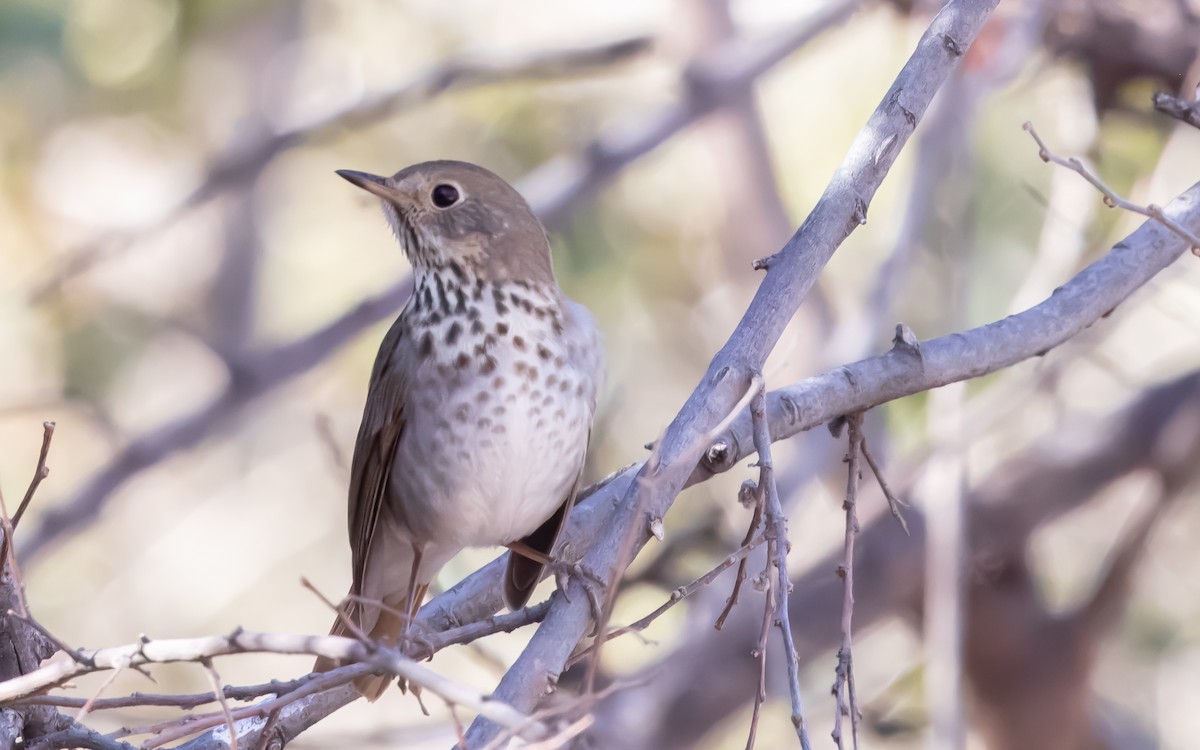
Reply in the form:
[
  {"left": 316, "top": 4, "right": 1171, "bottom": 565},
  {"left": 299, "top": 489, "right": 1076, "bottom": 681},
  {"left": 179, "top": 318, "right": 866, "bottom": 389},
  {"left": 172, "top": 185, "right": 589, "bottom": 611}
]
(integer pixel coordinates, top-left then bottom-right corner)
[
  {"left": 941, "top": 33, "right": 963, "bottom": 57},
  {"left": 706, "top": 441, "right": 731, "bottom": 467},
  {"left": 891, "top": 323, "right": 921, "bottom": 356}
]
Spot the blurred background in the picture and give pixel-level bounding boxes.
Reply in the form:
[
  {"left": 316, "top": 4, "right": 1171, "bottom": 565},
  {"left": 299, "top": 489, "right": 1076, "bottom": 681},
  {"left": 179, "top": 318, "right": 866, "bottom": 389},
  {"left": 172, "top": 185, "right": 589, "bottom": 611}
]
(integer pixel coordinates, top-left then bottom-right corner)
[{"left": 0, "top": 0, "right": 1199, "bottom": 747}]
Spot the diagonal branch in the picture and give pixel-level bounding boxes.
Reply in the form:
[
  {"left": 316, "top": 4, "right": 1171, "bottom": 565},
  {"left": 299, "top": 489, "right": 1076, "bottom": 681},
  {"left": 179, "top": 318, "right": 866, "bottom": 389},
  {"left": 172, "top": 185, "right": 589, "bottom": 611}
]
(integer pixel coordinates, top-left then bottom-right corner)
[
  {"left": 1152, "top": 90, "right": 1200, "bottom": 130},
  {"left": 31, "top": 34, "right": 654, "bottom": 299},
  {"left": 179, "top": 176, "right": 1200, "bottom": 748},
  {"left": 462, "top": 0, "right": 1000, "bottom": 744}
]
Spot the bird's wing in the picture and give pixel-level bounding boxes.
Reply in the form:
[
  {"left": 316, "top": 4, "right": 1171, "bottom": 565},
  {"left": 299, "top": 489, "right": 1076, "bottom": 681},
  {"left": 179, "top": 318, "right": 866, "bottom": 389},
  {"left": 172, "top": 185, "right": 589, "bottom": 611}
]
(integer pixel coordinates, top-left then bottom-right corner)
[{"left": 348, "top": 315, "right": 409, "bottom": 596}]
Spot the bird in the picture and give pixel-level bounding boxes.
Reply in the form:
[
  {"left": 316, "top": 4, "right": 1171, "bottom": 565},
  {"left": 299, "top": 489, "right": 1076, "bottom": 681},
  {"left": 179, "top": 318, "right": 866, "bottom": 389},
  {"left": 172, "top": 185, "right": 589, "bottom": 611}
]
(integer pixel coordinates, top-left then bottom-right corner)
[{"left": 313, "top": 160, "right": 603, "bottom": 700}]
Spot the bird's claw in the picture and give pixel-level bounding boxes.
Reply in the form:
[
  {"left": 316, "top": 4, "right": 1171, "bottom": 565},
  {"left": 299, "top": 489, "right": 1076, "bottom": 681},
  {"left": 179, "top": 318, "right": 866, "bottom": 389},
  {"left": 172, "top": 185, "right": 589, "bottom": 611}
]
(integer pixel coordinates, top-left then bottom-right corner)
[
  {"left": 398, "top": 629, "right": 436, "bottom": 662},
  {"left": 550, "top": 560, "right": 608, "bottom": 632}
]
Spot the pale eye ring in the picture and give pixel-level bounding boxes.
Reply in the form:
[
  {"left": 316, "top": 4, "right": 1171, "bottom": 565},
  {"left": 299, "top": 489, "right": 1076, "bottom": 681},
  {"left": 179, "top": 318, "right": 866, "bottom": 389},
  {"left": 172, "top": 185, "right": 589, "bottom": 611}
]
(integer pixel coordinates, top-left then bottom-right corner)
[{"left": 431, "top": 183, "right": 460, "bottom": 208}]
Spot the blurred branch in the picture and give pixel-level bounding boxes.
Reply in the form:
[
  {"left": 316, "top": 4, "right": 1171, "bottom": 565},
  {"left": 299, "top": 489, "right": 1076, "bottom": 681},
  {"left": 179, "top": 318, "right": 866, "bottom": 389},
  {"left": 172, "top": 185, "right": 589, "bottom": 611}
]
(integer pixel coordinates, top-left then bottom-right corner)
[
  {"left": 21, "top": 279, "right": 411, "bottom": 561},
  {"left": 23, "top": 2, "right": 857, "bottom": 562},
  {"left": 1153, "top": 90, "right": 1200, "bottom": 129},
  {"left": 522, "top": 0, "right": 860, "bottom": 227},
  {"left": 31, "top": 34, "right": 654, "bottom": 299},
  {"left": 922, "top": 382, "right": 967, "bottom": 750},
  {"left": 862, "top": 0, "right": 1050, "bottom": 346}
]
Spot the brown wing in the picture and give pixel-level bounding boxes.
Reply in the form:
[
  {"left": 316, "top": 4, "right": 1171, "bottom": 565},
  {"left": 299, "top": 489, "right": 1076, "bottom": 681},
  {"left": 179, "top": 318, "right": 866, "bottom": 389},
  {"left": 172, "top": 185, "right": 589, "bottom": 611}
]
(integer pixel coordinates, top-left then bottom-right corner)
[
  {"left": 503, "top": 430, "right": 590, "bottom": 610},
  {"left": 347, "top": 315, "right": 409, "bottom": 599}
]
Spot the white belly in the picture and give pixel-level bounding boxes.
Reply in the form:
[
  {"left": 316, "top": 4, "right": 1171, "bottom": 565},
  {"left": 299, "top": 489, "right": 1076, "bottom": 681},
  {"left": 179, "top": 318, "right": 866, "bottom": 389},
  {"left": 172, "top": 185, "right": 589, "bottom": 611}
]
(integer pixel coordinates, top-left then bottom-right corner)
[{"left": 389, "top": 287, "right": 600, "bottom": 550}]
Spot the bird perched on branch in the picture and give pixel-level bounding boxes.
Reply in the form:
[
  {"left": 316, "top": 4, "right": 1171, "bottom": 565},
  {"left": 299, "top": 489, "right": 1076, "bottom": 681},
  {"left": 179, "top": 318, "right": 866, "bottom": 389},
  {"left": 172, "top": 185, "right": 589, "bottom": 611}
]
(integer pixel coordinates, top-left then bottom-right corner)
[{"left": 313, "top": 161, "right": 603, "bottom": 700}]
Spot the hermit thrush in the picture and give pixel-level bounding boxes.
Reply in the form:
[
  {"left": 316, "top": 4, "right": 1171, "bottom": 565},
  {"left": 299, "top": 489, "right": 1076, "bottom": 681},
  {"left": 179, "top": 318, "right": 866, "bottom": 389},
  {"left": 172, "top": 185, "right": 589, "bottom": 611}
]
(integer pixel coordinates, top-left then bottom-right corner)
[{"left": 313, "top": 161, "right": 602, "bottom": 700}]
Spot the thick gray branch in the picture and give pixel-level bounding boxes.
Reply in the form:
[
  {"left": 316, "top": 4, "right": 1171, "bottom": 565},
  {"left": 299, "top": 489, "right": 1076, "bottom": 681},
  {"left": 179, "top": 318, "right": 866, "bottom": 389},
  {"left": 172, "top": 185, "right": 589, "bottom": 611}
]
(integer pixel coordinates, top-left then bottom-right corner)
[{"left": 461, "top": 0, "right": 1000, "bottom": 744}]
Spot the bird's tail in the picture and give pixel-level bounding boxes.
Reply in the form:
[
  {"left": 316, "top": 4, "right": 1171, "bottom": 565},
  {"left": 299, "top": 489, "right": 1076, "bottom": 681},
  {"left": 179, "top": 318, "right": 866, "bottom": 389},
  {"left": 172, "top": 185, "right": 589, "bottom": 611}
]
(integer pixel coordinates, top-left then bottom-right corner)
[{"left": 313, "top": 585, "right": 427, "bottom": 701}]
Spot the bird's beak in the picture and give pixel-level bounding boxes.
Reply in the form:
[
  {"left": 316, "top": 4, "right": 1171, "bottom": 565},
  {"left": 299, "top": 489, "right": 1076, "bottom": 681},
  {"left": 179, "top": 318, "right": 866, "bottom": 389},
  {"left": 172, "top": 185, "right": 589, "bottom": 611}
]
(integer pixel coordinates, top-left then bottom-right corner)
[{"left": 336, "top": 169, "right": 409, "bottom": 202}]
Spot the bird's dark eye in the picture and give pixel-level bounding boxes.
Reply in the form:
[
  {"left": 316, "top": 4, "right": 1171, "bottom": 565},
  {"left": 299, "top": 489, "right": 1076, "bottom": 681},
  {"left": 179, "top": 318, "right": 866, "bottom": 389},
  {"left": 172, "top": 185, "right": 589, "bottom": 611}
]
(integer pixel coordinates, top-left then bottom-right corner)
[{"left": 431, "top": 184, "right": 460, "bottom": 208}]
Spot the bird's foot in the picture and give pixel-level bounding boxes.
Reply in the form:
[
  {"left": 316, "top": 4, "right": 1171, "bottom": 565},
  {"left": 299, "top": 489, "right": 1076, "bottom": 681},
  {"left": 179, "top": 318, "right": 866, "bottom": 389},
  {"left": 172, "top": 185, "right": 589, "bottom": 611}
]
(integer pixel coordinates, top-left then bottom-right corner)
[
  {"left": 549, "top": 558, "right": 609, "bottom": 633},
  {"left": 397, "top": 628, "right": 437, "bottom": 662}
]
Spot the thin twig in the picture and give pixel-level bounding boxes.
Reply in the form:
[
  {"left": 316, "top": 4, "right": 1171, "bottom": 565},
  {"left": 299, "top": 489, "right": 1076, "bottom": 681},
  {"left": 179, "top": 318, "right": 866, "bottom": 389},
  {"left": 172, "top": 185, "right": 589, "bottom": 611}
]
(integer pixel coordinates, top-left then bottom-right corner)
[
  {"left": 748, "top": 383, "right": 810, "bottom": 749},
  {"left": 299, "top": 577, "right": 369, "bottom": 643},
  {"left": 14, "top": 421, "right": 55, "bottom": 530},
  {"left": 0, "top": 497, "right": 28, "bottom": 620},
  {"left": 1024, "top": 121, "right": 1200, "bottom": 255},
  {"left": 252, "top": 708, "right": 282, "bottom": 750},
  {"left": 832, "top": 413, "right": 863, "bottom": 750},
  {"left": 423, "top": 601, "right": 549, "bottom": 658},
  {"left": 0, "top": 628, "right": 544, "bottom": 745},
  {"left": 568, "top": 533, "right": 766, "bottom": 667},
  {"left": 7, "top": 612, "right": 94, "bottom": 669},
  {"left": 859, "top": 434, "right": 909, "bottom": 534},
  {"left": 8, "top": 671, "right": 336, "bottom": 711},
  {"left": 745, "top": 572, "right": 773, "bottom": 750},
  {"left": 715, "top": 481, "right": 766, "bottom": 630},
  {"left": 585, "top": 376, "right": 766, "bottom": 692},
  {"left": 519, "top": 713, "right": 596, "bottom": 750},
  {"left": 476, "top": 679, "right": 635, "bottom": 750},
  {"left": 107, "top": 665, "right": 371, "bottom": 742},
  {"left": 447, "top": 702, "right": 467, "bottom": 748},
  {"left": 136, "top": 665, "right": 373, "bottom": 749},
  {"left": 313, "top": 414, "right": 349, "bottom": 474},
  {"left": 0, "top": 423, "right": 51, "bottom": 630},
  {"left": 201, "top": 659, "right": 237, "bottom": 750},
  {"left": 75, "top": 666, "right": 124, "bottom": 724}
]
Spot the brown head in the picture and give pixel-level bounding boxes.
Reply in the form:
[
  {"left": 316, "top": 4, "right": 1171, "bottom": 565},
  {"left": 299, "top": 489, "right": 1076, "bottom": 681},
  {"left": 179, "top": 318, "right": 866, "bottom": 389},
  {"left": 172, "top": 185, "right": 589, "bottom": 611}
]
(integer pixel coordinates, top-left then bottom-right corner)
[{"left": 337, "top": 160, "right": 556, "bottom": 286}]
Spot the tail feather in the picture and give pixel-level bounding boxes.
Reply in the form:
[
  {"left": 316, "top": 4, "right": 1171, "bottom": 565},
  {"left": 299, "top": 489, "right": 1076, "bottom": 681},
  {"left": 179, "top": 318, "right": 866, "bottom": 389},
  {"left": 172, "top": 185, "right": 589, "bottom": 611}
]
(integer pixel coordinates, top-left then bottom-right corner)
[
  {"left": 504, "top": 499, "right": 569, "bottom": 611},
  {"left": 313, "top": 585, "right": 427, "bottom": 702}
]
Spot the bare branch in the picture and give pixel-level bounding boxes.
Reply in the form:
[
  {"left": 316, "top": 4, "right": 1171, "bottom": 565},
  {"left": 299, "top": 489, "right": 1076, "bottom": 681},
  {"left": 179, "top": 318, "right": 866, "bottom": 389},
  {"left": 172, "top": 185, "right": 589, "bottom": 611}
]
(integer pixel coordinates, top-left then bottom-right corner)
[
  {"left": 749, "top": 385, "right": 810, "bottom": 749},
  {"left": 858, "top": 435, "right": 908, "bottom": 534},
  {"left": 13, "top": 421, "right": 54, "bottom": 530},
  {"left": 1153, "top": 90, "right": 1200, "bottom": 130},
  {"left": 20, "top": 279, "right": 410, "bottom": 562},
  {"left": 1024, "top": 121, "right": 1200, "bottom": 253},
  {"left": 0, "top": 630, "right": 550, "bottom": 744},
  {"left": 461, "top": 2, "right": 1000, "bottom": 743},
  {"left": 202, "top": 660, "right": 238, "bottom": 750},
  {"left": 588, "top": 370, "right": 1200, "bottom": 749},
  {"left": 831, "top": 414, "right": 863, "bottom": 750},
  {"left": 0, "top": 421, "right": 55, "bottom": 609},
  {"left": 31, "top": 34, "right": 654, "bottom": 298},
  {"left": 568, "top": 533, "right": 765, "bottom": 667},
  {"left": 8, "top": 671, "right": 342, "bottom": 712},
  {"left": 714, "top": 481, "right": 765, "bottom": 631},
  {"left": 745, "top": 569, "right": 772, "bottom": 750}
]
